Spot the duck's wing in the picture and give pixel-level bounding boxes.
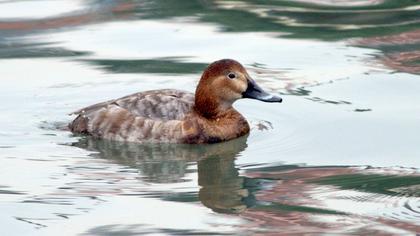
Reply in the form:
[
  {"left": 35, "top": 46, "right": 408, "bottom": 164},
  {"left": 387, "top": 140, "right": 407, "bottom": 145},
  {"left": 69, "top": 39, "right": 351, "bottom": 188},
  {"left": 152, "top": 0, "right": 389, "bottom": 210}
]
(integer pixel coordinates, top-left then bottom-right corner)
[
  {"left": 116, "top": 89, "right": 194, "bottom": 120},
  {"left": 71, "top": 89, "right": 194, "bottom": 120},
  {"left": 69, "top": 89, "right": 195, "bottom": 143}
]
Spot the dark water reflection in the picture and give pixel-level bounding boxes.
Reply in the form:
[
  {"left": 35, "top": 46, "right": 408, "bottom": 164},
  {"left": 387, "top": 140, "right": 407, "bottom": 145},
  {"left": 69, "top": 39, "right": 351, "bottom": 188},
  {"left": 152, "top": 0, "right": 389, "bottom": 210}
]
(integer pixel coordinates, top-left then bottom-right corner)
[
  {"left": 73, "top": 136, "right": 255, "bottom": 212},
  {"left": 85, "top": 59, "right": 208, "bottom": 75},
  {"left": 73, "top": 136, "right": 249, "bottom": 184},
  {"left": 70, "top": 136, "right": 420, "bottom": 234},
  {"left": 2, "top": 0, "right": 419, "bottom": 40}
]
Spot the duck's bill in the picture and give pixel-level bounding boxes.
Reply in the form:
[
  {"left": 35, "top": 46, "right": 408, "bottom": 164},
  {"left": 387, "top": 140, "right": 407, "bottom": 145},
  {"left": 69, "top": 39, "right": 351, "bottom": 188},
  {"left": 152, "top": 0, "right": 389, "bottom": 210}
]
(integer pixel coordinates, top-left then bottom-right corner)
[{"left": 242, "top": 79, "right": 282, "bottom": 103}]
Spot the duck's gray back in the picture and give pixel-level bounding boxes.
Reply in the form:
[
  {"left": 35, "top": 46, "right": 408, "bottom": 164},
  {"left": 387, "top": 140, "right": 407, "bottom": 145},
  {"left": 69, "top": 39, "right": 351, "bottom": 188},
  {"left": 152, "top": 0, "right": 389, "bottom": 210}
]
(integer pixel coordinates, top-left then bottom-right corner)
[{"left": 69, "top": 89, "right": 194, "bottom": 143}]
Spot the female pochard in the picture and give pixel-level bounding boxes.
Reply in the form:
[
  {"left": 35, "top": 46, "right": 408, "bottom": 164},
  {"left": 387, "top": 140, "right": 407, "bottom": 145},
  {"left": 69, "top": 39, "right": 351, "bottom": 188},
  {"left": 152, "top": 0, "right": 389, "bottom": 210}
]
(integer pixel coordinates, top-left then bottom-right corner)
[{"left": 69, "top": 59, "right": 282, "bottom": 144}]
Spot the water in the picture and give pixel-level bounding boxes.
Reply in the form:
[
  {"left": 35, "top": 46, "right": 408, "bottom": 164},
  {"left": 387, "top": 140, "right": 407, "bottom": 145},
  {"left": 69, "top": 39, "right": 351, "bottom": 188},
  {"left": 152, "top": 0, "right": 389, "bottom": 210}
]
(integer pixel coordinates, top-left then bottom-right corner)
[{"left": 0, "top": 0, "right": 419, "bottom": 235}]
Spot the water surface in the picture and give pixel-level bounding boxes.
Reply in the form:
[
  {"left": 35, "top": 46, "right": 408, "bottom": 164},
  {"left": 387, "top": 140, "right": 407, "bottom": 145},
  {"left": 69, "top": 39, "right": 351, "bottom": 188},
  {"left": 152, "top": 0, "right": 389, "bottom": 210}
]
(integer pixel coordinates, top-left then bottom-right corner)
[{"left": 0, "top": 0, "right": 419, "bottom": 235}]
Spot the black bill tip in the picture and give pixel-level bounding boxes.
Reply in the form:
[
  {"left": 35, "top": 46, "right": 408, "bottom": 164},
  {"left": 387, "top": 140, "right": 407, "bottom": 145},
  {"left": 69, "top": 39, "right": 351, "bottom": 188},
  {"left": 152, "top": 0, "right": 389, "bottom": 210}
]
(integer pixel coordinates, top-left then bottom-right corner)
[{"left": 242, "top": 79, "right": 283, "bottom": 103}]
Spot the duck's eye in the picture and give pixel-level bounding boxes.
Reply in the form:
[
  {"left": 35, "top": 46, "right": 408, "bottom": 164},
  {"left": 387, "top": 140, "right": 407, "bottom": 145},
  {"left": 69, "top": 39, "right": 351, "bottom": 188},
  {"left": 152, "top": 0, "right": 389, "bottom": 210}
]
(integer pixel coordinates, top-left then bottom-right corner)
[{"left": 227, "top": 73, "right": 236, "bottom": 79}]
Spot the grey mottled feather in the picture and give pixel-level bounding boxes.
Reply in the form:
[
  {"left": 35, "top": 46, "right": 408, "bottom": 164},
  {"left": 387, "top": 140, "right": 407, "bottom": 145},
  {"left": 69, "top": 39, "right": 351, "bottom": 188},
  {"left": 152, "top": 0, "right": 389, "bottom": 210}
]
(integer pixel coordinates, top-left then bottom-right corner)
[
  {"left": 71, "top": 89, "right": 194, "bottom": 120},
  {"left": 69, "top": 89, "right": 194, "bottom": 143}
]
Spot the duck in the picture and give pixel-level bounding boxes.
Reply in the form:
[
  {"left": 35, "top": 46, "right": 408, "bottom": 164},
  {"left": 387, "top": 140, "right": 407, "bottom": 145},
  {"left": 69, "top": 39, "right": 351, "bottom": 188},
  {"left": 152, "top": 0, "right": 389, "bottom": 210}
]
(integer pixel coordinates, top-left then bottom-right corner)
[{"left": 69, "top": 59, "right": 282, "bottom": 144}]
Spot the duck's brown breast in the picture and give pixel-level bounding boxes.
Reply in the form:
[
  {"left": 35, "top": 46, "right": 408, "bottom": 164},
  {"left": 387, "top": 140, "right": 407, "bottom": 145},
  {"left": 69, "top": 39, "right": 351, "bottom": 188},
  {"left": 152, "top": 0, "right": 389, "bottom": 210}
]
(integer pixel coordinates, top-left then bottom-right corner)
[{"left": 180, "top": 109, "right": 250, "bottom": 144}]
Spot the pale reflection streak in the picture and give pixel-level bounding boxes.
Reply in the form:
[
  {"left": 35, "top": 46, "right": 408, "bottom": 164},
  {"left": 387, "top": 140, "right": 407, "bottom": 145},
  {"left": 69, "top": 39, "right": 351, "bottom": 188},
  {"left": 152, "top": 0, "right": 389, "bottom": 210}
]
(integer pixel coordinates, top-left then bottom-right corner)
[
  {"left": 0, "top": 1, "right": 136, "bottom": 32},
  {"left": 354, "top": 29, "right": 420, "bottom": 74},
  {"left": 240, "top": 167, "right": 420, "bottom": 234}
]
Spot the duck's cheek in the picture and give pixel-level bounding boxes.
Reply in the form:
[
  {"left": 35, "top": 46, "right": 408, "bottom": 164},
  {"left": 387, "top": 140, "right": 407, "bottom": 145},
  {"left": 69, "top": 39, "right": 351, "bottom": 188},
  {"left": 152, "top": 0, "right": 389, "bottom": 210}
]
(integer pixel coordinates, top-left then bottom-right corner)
[
  {"left": 222, "top": 89, "right": 243, "bottom": 101},
  {"left": 225, "top": 81, "right": 247, "bottom": 102},
  {"left": 229, "top": 79, "right": 247, "bottom": 94},
  {"left": 212, "top": 77, "right": 245, "bottom": 102}
]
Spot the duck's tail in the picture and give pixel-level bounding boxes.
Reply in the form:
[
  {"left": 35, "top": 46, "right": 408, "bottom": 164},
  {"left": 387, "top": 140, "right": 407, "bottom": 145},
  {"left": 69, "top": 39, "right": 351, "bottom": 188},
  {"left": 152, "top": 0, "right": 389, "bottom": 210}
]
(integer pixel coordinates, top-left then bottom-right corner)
[{"left": 68, "top": 115, "right": 89, "bottom": 134}]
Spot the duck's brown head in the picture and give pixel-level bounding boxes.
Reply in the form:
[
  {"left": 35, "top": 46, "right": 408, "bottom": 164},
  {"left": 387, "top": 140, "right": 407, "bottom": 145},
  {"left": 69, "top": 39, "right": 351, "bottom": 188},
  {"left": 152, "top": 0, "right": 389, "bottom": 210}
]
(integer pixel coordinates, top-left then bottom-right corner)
[{"left": 194, "top": 59, "right": 282, "bottom": 118}]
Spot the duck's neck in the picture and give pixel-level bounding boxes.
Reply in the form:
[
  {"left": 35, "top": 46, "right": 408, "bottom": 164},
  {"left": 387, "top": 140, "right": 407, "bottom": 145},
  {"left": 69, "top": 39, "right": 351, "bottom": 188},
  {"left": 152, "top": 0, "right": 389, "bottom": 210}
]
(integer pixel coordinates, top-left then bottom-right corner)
[
  {"left": 184, "top": 97, "right": 250, "bottom": 144},
  {"left": 194, "top": 87, "right": 230, "bottom": 119},
  {"left": 194, "top": 101, "right": 233, "bottom": 119},
  {"left": 195, "top": 106, "right": 250, "bottom": 143}
]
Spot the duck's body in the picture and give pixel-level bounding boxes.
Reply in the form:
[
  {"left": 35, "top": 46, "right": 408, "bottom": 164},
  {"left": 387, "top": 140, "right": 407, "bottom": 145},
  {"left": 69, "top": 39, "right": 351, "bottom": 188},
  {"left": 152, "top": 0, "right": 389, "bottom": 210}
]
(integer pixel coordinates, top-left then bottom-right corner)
[
  {"left": 69, "top": 59, "right": 282, "bottom": 144},
  {"left": 70, "top": 89, "right": 249, "bottom": 143}
]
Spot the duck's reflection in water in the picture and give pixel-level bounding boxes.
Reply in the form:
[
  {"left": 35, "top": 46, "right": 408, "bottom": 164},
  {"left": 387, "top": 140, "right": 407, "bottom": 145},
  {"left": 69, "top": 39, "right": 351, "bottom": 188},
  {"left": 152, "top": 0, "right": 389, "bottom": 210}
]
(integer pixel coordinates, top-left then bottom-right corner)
[
  {"left": 71, "top": 137, "right": 420, "bottom": 234},
  {"left": 198, "top": 151, "right": 258, "bottom": 214},
  {"left": 72, "top": 135, "right": 256, "bottom": 213}
]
